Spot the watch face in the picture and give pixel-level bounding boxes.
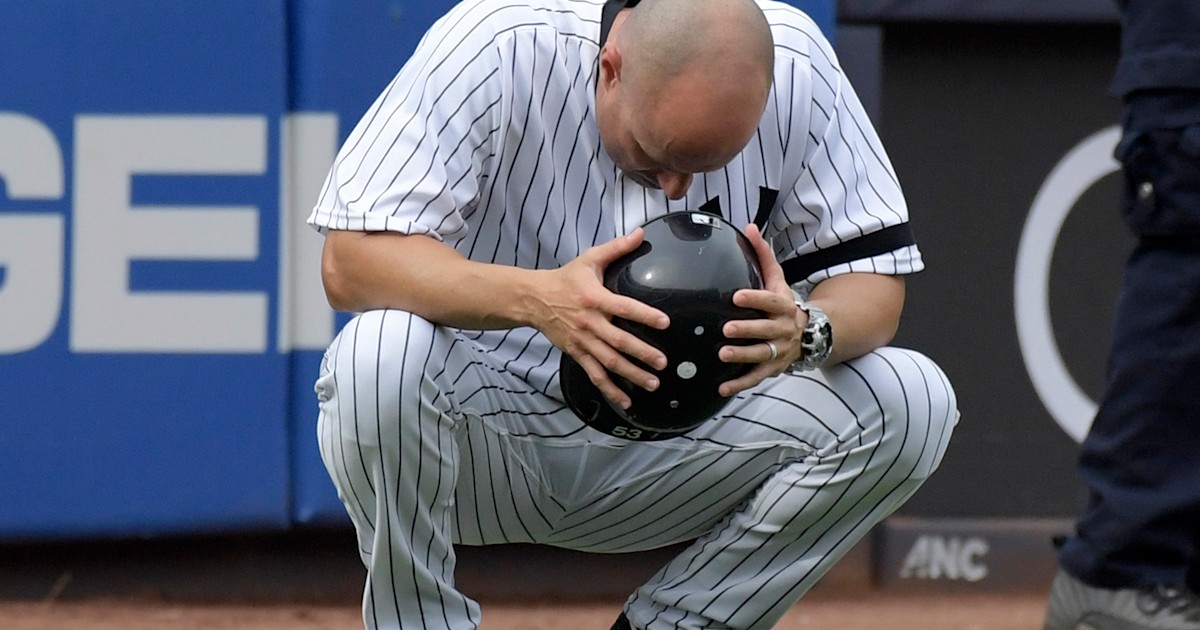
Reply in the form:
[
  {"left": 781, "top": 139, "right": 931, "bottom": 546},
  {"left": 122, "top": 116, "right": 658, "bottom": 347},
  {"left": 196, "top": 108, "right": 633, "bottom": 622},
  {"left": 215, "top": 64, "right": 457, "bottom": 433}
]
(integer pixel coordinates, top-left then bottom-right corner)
[{"left": 793, "top": 302, "right": 832, "bottom": 371}]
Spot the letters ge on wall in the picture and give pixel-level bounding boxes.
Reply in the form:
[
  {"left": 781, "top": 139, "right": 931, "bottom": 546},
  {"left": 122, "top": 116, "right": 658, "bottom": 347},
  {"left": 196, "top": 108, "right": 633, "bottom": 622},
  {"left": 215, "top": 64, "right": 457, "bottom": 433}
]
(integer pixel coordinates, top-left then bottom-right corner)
[{"left": 0, "top": 112, "right": 342, "bottom": 356}]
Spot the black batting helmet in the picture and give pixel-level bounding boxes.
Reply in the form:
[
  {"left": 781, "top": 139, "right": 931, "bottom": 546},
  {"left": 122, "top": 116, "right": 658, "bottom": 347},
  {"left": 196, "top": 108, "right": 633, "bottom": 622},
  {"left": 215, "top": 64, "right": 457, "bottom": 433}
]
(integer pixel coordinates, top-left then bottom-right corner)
[{"left": 559, "top": 211, "right": 765, "bottom": 441}]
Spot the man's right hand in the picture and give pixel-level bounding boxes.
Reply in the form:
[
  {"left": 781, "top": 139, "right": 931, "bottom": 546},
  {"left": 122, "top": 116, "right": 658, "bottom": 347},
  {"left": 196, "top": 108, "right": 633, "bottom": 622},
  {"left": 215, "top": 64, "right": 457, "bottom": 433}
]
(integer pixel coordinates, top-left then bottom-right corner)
[{"left": 530, "top": 228, "right": 670, "bottom": 410}]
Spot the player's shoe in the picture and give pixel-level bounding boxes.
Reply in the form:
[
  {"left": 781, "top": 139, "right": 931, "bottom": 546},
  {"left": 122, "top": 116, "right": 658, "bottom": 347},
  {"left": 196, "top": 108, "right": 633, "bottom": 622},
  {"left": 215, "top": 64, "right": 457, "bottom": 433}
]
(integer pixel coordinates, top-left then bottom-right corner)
[{"left": 1044, "top": 569, "right": 1200, "bottom": 630}]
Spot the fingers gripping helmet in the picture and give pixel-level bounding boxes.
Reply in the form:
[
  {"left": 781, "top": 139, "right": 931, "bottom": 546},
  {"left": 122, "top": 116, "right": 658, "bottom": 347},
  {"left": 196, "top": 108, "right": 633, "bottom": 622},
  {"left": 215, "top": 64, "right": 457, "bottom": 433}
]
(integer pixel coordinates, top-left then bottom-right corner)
[{"left": 559, "top": 212, "right": 765, "bottom": 441}]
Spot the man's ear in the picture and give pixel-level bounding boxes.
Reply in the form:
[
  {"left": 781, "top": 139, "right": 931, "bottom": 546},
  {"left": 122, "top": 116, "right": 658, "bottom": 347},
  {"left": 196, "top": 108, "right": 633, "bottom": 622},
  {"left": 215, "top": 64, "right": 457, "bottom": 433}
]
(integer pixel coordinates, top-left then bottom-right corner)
[{"left": 599, "top": 44, "right": 623, "bottom": 91}]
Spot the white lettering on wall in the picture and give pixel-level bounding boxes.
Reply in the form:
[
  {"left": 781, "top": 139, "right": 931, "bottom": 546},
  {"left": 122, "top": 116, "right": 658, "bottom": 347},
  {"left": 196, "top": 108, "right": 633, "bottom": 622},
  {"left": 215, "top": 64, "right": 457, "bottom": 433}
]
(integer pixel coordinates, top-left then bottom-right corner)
[
  {"left": 0, "top": 113, "right": 65, "bottom": 353},
  {"left": 899, "top": 535, "right": 990, "bottom": 582},
  {"left": 278, "top": 113, "right": 338, "bottom": 352},
  {"left": 0, "top": 111, "right": 340, "bottom": 356},
  {"left": 70, "top": 116, "right": 269, "bottom": 353}
]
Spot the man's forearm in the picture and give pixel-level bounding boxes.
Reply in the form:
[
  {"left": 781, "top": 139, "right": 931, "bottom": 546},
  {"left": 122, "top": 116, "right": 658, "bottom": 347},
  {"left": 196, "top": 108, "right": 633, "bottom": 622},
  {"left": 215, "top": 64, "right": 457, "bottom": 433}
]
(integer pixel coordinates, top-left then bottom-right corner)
[
  {"left": 321, "top": 229, "right": 542, "bottom": 330},
  {"left": 806, "top": 273, "right": 906, "bottom": 366}
]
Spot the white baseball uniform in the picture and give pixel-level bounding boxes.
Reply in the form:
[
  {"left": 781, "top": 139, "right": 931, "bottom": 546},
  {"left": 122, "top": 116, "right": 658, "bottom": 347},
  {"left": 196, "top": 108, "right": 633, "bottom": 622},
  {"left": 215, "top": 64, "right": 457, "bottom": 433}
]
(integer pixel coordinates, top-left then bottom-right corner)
[{"left": 307, "top": 0, "right": 958, "bottom": 628}]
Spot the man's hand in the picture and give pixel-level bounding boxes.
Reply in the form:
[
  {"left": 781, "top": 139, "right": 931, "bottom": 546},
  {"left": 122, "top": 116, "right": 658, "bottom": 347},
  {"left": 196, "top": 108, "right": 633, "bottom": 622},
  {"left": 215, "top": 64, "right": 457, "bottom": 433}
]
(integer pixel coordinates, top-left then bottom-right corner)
[
  {"left": 322, "top": 227, "right": 670, "bottom": 409},
  {"left": 717, "top": 224, "right": 805, "bottom": 396},
  {"left": 718, "top": 224, "right": 907, "bottom": 397},
  {"left": 531, "top": 229, "right": 670, "bottom": 410}
]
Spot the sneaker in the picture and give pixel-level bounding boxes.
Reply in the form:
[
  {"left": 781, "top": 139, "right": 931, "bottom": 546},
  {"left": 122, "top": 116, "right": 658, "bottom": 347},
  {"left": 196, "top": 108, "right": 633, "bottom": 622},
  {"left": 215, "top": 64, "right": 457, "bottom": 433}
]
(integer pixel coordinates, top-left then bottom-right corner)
[{"left": 1045, "top": 569, "right": 1200, "bottom": 630}]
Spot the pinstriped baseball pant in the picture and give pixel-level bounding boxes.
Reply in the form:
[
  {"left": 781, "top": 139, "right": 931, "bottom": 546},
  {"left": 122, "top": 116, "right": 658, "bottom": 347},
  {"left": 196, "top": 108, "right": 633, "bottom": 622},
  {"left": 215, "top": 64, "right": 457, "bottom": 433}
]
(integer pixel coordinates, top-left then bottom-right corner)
[{"left": 316, "top": 309, "right": 958, "bottom": 630}]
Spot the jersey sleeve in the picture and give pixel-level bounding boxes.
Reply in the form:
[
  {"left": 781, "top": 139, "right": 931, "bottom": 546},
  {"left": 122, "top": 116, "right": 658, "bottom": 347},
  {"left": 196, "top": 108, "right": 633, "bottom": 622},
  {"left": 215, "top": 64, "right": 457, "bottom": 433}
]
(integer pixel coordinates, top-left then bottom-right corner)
[
  {"left": 764, "top": 9, "right": 923, "bottom": 292},
  {"left": 306, "top": 3, "right": 503, "bottom": 242}
]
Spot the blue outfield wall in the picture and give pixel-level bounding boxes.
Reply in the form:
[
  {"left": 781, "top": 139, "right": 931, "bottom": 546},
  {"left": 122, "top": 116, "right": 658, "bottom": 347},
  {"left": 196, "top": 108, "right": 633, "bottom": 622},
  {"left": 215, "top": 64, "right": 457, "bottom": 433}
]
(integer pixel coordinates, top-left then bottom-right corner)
[
  {"left": 0, "top": 1, "right": 293, "bottom": 539},
  {"left": 0, "top": 0, "right": 834, "bottom": 540}
]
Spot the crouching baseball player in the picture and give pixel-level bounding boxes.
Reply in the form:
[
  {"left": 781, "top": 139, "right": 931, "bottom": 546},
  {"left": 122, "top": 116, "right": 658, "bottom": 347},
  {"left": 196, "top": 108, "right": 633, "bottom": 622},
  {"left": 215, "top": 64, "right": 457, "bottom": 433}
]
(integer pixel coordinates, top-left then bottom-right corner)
[{"left": 307, "top": 0, "right": 959, "bottom": 627}]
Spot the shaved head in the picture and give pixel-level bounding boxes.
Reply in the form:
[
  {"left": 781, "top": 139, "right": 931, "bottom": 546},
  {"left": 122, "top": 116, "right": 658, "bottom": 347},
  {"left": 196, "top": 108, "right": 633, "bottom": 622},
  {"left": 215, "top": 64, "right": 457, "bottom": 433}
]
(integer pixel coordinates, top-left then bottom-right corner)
[
  {"left": 595, "top": 0, "right": 775, "bottom": 198},
  {"left": 616, "top": 0, "right": 774, "bottom": 108}
]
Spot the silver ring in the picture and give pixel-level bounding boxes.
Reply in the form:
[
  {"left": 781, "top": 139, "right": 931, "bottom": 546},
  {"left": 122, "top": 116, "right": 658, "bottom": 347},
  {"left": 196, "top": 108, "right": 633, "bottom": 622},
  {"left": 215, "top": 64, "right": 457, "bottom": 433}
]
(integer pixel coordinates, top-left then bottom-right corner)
[{"left": 765, "top": 341, "right": 778, "bottom": 362}]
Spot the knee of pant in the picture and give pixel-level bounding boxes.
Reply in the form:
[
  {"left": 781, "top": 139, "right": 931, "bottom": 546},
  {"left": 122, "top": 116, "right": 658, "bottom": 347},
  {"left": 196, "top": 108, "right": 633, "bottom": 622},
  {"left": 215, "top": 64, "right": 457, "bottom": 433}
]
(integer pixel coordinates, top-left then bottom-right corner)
[
  {"left": 351, "top": 308, "right": 441, "bottom": 363},
  {"left": 867, "top": 347, "right": 959, "bottom": 481},
  {"left": 319, "top": 309, "right": 447, "bottom": 409}
]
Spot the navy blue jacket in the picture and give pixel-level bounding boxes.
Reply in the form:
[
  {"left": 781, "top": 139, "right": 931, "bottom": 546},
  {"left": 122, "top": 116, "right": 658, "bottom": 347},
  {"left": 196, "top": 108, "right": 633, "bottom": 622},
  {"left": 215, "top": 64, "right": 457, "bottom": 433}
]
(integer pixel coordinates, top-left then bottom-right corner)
[
  {"left": 1114, "top": 0, "right": 1200, "bottom": 128},
  {"left": 1113, "top": 0, "right": 1200, "bottom": 95}
]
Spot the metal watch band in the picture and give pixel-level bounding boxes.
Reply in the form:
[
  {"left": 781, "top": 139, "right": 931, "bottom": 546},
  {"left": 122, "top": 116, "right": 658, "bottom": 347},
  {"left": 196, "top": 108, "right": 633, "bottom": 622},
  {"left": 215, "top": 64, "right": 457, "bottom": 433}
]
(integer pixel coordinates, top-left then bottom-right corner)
[{"left": 788, "top": 300, "right": 833, "bottom": 373}]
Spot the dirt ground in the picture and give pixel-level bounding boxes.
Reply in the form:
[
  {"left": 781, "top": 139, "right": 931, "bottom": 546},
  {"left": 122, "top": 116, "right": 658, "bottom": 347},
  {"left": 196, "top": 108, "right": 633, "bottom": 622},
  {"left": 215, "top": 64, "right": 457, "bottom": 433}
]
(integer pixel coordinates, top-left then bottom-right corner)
[
  {"left": 0, "top": 592, "right": 1049, "bottom": 629},
  {"left": 0, "top": 532, "right": 1054, "bottom": 629}
]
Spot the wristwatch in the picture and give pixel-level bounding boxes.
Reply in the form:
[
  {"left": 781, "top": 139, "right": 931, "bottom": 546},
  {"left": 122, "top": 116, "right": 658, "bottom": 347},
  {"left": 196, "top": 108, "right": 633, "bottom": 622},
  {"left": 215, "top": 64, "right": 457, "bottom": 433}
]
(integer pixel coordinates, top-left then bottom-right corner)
[{"left": 786, "top": 299, "right": 833, "bottom": 373}]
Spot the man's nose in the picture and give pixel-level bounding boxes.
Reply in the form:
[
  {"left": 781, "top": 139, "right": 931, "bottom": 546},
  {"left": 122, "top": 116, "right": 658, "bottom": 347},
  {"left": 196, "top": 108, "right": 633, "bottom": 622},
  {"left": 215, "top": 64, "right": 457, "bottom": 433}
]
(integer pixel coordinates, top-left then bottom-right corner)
[{"left": 658, "top": 171, "right": 693, "bottom": 200}]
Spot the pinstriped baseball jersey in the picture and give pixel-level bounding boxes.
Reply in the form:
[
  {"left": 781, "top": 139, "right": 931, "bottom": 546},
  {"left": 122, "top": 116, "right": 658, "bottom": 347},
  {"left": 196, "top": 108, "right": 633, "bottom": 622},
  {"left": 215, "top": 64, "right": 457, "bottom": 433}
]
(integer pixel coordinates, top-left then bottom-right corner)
[
  {"left": 307, "top": 0, "right": 920, "bottom": 394},
  {"left": 309, "top": 1, "right": 956, "bottom": 628}
]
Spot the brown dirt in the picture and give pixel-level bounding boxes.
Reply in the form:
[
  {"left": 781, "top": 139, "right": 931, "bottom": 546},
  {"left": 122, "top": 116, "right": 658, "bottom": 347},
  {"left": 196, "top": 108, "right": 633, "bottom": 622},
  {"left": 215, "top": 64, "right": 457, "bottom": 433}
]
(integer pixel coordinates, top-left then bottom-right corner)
[
  {"left": 0, "top": 592, "right": 1048, "bottom": 629},
  {"left": 0, "top": 533, "right": 1053, "bottom": 628}
]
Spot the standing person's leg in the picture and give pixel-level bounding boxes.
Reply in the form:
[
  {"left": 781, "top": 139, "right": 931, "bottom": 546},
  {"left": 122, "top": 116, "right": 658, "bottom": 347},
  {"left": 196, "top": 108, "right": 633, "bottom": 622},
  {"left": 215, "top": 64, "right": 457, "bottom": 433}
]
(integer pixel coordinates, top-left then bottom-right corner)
[
  {"left": 1061, "top": 247, "right": 1200, "bottom": 588},
  {"left": 1047, "top": 118, "right": 1200, "bottom": 629}
]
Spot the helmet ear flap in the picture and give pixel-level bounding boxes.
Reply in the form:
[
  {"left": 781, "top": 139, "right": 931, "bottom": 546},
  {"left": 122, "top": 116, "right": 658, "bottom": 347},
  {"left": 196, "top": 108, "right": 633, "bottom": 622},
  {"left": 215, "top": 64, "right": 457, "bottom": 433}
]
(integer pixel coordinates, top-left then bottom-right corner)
[{"left": 559, "top": 211, "right": 765, "bottom": 440}]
